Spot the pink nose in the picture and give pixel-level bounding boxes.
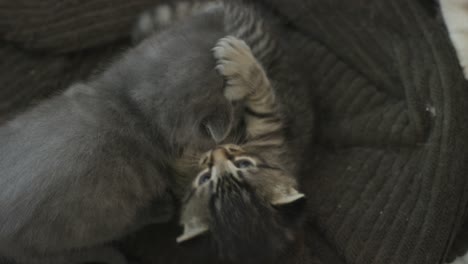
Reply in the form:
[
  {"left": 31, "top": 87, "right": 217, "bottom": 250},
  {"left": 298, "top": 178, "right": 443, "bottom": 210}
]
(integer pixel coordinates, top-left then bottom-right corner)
[
  {"left": 210, "top": 147, "right": 231, "bottom": 175},
  {"left": 211, "top": 147, "right": 228, "bottom": 163}
]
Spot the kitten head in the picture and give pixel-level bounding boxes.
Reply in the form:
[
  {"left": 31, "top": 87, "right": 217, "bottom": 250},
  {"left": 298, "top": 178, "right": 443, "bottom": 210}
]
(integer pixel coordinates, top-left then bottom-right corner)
[{"left": 177, "top": 144, "right": 305, "bottom": 262}]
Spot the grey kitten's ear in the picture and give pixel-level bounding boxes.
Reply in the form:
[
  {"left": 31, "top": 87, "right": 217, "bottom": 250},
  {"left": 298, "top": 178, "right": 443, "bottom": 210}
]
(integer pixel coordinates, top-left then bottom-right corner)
[
  {"left": 271, "top": 188, "right": 306, "bottom": 206},
  {"left": 202, "top": 104, "right": 234, "bottom": 143},
  {"left": 176, "top": 217, "right": 210, "bottom": 243},
  {"left": 203, "top": 118, "right": 232, "bottom": 143}
]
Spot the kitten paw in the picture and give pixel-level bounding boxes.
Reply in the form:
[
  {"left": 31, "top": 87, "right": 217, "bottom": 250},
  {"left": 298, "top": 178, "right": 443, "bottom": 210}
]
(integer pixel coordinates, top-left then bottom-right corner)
[
  {"left": 132, "top": 4, "right": 174, "bottom": 43},
  {"left": 213, "top": 36, "right": 261, "bottom": 101},
  {"left": 132, "top": 1, "right": 221, "bottom": 43}
]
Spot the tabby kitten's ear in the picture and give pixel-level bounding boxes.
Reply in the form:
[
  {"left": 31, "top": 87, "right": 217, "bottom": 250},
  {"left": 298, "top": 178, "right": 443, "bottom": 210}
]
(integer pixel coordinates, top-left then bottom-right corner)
[
  {"left": 176, "top": 217, "right": 210, "bottom": 243},
  {"left": 271, "top": 188, "right": 306, "bottom": 206},
  {"left": 244, "top": 168, "right": 306, "bottom": 208},
  {"left": 177, "top": 182, "right": 212, "bottom": 243}
]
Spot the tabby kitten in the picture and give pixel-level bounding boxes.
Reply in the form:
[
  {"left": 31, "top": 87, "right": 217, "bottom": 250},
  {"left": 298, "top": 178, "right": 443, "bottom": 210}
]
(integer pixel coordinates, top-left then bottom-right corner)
[{"left": 176, "top": 36, "right": 306, "bottom": 263}]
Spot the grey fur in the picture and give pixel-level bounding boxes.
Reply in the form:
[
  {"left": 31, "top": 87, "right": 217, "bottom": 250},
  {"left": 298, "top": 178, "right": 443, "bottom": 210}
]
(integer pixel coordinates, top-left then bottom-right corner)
[
  {"left": 131, "top": 1, "right": 222, "bottom": 44},
  {"left": 0, "top": 0, "right": 314, "bottom": 262},
  {"left": 0, "top": 9, "right": 229, "bottom": 264}
]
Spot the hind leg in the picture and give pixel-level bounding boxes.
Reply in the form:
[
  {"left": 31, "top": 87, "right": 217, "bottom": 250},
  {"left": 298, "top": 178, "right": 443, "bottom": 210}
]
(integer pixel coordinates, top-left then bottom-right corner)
[{"left": 132, "top": 1, "right": 221, "bottom": 43}]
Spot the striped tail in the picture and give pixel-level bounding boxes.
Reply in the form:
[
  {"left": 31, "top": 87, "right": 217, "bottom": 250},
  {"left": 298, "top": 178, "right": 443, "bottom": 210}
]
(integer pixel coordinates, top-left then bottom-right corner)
[{"left": 222, "top": 0, "right": 283, "bottom": 70}]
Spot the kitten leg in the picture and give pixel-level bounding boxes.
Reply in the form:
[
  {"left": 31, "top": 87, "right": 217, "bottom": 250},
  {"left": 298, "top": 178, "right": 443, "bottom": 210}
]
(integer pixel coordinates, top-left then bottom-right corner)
[
  {"left": 440, "top": 0, "right": 468, "bottom": 78},
  {"left": 132, "top": 0, "right": 221, "bottom": 43},
  {"left": 213, "top": 37, "right": 299, "bottom": 200},
  {"left": 213, "top": 36, "right": 283, "bottom": 142}
]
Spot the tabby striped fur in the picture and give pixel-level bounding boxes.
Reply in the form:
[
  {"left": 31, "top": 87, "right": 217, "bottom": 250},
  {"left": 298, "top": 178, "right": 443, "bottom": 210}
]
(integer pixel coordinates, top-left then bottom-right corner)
[{"left": 177, "top": 36, "right": 305, "bottom": 263}]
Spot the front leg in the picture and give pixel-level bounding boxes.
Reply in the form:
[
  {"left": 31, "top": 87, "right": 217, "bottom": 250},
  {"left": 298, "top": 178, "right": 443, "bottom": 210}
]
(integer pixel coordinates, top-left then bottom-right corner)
[{"left": 213, "top": 36, "right": 283, "bottom": 140}]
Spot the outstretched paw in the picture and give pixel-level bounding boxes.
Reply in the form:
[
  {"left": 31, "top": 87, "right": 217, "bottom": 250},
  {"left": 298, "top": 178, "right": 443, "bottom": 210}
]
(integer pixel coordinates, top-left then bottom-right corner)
[{"left": 213, "top": 36, "right": 261, "bottom": 101}]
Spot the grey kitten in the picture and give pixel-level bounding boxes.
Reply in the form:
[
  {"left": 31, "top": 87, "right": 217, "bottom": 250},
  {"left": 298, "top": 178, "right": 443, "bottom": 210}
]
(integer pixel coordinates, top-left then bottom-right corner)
[
  {"left": 177, "top": 36, "right": 307, "bottom": 263},
  {"left": 0, "top": 8, "right": 230, "bottom": 264},
  {"left": 0, "top": 0, "right": 314, "bottom": 263}
]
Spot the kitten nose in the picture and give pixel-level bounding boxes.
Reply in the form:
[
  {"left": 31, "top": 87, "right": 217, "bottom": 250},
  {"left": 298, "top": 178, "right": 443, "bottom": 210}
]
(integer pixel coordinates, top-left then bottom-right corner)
[
  {"left": 211, "top": 147, "right": 230, "bottom": 174},
  {"left": 211, "top": 147, "right": 228, "bottom": 163}
]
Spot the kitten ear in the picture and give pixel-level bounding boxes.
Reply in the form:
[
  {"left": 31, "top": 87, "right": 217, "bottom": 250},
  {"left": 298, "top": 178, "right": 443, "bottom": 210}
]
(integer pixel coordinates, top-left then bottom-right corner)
[
  {"left": 271, "top": 188, "right": 306, "bottom": 206},
  {"left": 201, "top": 100, "right": 236, "bottom": 143},
  {"left": 203, "top": 115, "right": 235, "bottom": 144},
  {"left": 177, "top": 185, "right": 212, "bottom": 243},
  {"left": 176, "top": 217, "right": 210, "bottom": 243},
  {"left": 204, "top": 118, "right": 232, "bottom": 143}
]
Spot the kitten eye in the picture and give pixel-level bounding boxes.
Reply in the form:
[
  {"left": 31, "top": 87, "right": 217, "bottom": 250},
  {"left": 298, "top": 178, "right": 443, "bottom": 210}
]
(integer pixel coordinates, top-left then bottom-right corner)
[
  {"left": 234, "top": 159, "right": 255, "bottom": 169},
  {"left": 198, "top": 171, "right": 211, "bottom": 185}
]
